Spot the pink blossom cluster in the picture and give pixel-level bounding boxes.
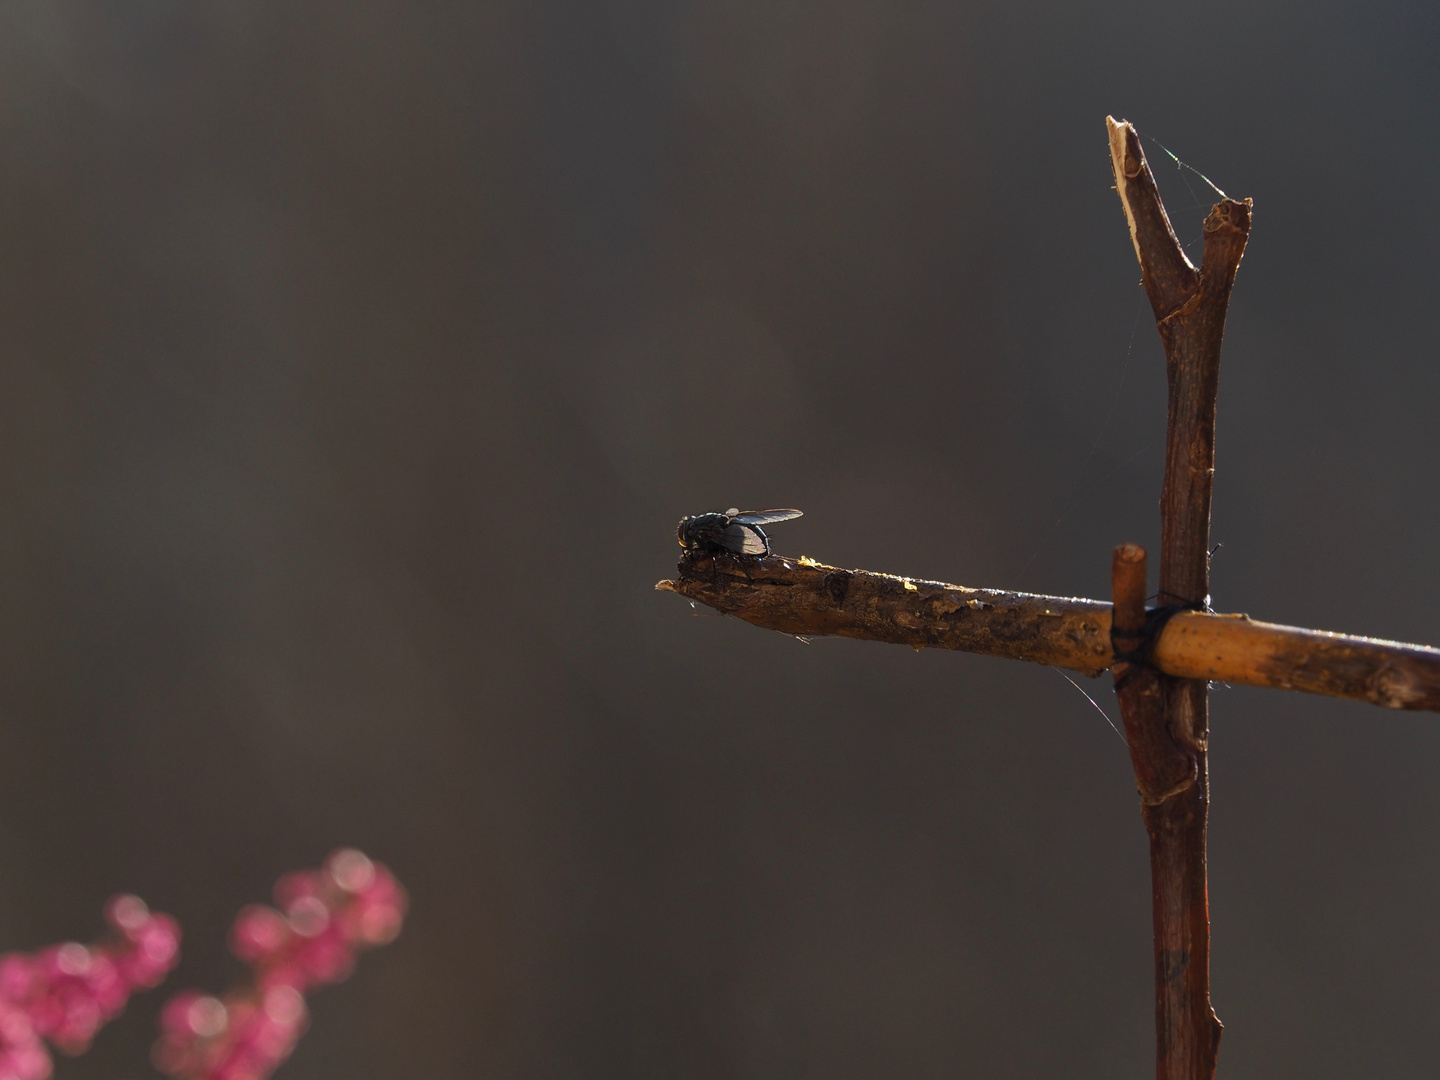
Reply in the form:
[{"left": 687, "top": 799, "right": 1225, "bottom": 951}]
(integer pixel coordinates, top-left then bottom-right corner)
[
  {"left": 0, "top": 894, "right": 181, "bottom": 1080},
  {"left": 153, "top": 849, "right": 406, "bottom": 1080}
]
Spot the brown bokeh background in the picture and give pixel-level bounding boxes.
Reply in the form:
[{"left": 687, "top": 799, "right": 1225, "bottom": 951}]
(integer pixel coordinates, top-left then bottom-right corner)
[{"left": 0, "top": 2, "right": 1437, "bottom": 1076}]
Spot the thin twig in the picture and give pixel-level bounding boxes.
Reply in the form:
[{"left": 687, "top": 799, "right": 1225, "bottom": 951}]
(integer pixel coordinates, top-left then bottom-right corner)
[
  {"left": 1109, "top": 114, "right": 1248, "bottom": 1080},
  {"left": 657, "top": 554, "right": 1440, "bottom": 712}
]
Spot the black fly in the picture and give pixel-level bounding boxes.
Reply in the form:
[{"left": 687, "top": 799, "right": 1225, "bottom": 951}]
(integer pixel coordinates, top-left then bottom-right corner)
[{"left": 677, "top": 508, "right": 803, "bottom": 557}]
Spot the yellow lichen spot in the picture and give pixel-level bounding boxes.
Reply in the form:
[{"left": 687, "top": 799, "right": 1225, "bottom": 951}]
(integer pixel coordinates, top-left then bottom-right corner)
[
  {"left": 903, "top": 579, "right": 918, "bottom": 592},
  {"left": 798, "top": 555, "right": 819, "bottom": 567}
]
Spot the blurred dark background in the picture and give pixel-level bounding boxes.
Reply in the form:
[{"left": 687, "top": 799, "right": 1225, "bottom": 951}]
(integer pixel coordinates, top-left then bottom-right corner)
[{"left": 0, "top": 1, "right": 1436, "bottom": 1076}]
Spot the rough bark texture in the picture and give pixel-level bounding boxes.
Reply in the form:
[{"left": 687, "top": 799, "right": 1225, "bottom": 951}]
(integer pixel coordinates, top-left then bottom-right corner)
[
  {"left": 1153, "top": 615, "right": 1440, "bottom": 710},
  {"left": 661, "top": 554, "right": 1114, "bottom": 672},
  {"left": 1109, "top": 115, "right": 1246, "bottom": 1080},
  {"left": 659, "top": 554, "right": 1440, "bottom": 711}
]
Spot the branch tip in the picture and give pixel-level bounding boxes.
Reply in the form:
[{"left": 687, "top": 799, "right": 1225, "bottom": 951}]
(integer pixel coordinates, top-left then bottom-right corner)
[{"left": 1111, "top": 545, "right": 1149, "bottom": 641}]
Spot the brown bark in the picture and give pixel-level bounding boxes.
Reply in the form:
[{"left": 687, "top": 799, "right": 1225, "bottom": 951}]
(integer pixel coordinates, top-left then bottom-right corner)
[
  {"left": 1154, "top": 615, "right": 1440, "bottom": 709},
  {"left": 658, "top": 555, "right": 1440, "bottom": 712},
  {"left": 1108, "top": 115, "right": 1247, "bottom": 1080},
  {"left": 661, "top": 554, "right": 1114, "bottom": 671}
]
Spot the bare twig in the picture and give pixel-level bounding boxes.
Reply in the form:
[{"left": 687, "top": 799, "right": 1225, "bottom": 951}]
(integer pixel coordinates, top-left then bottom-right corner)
[
  {"left": 658, "top": 555, "right": 1440, "bottom": 712},
  {"left": 661, "top": 555, "right": 1113, "bottom": 670},
  {"left": 1109, "top": 115, "right": 1248, "bottom": 1080}
]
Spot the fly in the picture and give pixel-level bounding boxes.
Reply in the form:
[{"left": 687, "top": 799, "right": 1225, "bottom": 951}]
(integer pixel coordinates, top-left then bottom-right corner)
[{"left": 676, "top": 508, "right": 803, "bottom": 557}]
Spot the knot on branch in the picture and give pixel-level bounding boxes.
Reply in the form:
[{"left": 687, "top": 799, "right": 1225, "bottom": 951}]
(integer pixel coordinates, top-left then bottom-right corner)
[
  {"left": 1138, "top": 753, "right": 1200, "bottom": 806},
  {"left": 821, "top": 569, "right": 853, "bottom": 607},
  {"left": 1368, "top": 662, "right": 1426, "bottom": 710}
]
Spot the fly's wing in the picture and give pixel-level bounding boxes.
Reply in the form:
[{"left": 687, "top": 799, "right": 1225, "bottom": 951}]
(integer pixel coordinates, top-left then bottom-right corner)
[
  {"left": 720, "top": 522, "right": 770, "bottom": 555},
  {"left": 731, "top": 509, "right": 803, "bottom": 525}
]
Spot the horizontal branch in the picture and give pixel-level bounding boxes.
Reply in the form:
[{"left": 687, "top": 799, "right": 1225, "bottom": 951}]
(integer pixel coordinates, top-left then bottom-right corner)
[{"left": 658, "top": 554, "right": 1440, "bottom": 713}]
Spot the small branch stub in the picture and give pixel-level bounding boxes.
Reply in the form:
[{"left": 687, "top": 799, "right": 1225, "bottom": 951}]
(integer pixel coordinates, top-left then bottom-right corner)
[{"left": 1112, "top": 544, "right": 1195, "bottom": 803}]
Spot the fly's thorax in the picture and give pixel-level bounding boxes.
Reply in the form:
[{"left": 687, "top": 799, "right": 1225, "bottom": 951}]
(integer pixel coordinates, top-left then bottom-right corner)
[{"left": 677, "top": 511, "right": 731, "bottom": 550}]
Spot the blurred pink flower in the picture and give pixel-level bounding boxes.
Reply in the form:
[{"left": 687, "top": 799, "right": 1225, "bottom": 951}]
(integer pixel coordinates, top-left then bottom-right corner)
[
  {"left": 0, "top": 1001, "right": 49, "bottom": 1080},
  {"left": 155, "top": 849, "right": 406, "bottom": 1080},
  {"left": 0, "top": 894, "right": 181, "bottom": 1071}
]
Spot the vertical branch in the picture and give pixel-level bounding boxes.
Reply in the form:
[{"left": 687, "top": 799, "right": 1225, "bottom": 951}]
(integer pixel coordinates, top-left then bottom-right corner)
[{"left": 1107, "top": 117, "right": 1251, "bottom": 1080}]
